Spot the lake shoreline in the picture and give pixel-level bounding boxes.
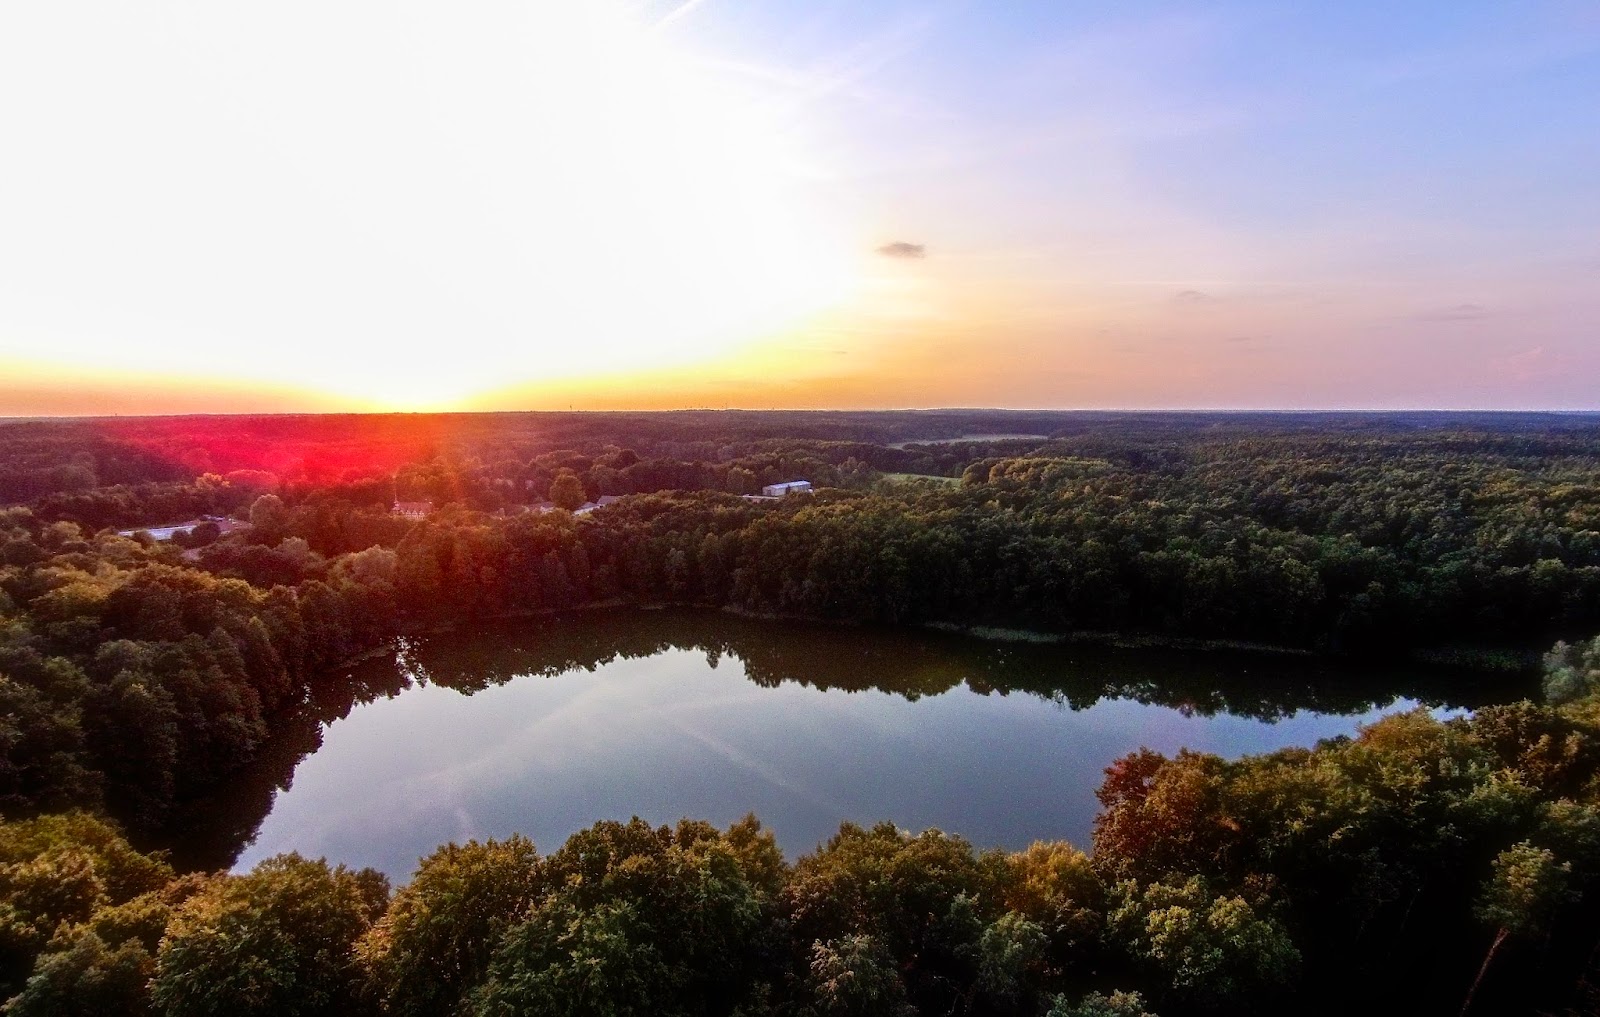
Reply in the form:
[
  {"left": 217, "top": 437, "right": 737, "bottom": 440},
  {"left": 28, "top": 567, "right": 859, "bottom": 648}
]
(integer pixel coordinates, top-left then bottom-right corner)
[
  {"left": 233, "top": 606, "right": 1522, "bottom": 883},
  {"left": 339, "top": 598, "right": 1538, "bottom": 676}
]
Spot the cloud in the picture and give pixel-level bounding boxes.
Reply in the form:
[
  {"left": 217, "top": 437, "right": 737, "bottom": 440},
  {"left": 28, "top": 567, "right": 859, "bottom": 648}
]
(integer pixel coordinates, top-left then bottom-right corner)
[
  {"left": 655, "top": 0, "right": 711, "bottom": 29},
  {"left": 876, "top": 241, "right": 927, "bottom": 259},
  {"left": 1489, "top": 345, "right": 1562, "bottom": 382},
  {"left": 1416, "top": 302, "right": 1489, "bottom": 321},
  {"left": 1170, "top": 289, "right": 1213, "bottom": 306}
]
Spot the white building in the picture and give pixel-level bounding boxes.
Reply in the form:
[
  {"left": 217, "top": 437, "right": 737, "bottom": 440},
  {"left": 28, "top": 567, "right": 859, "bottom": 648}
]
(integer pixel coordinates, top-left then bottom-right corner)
[
  {"left": 393, "top": 500, "right": 434, "bottom": 519},
  {"left": 573, "top": 495, "right": 624, "bottom": 516},
  {"left": 761, "top": 480, "right": 814, "bottom": 497}
]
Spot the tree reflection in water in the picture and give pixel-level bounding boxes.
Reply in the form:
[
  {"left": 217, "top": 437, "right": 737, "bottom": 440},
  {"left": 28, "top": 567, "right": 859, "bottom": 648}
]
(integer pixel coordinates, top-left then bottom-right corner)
[{"left": 159, "top": 608, "right": 1532, "bottom": 872}]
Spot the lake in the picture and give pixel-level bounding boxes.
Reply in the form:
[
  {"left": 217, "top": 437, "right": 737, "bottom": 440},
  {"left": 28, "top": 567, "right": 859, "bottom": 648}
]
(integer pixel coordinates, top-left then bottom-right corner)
[{"left": 177, "top": 609, "right": 1529, "bottom": 878}]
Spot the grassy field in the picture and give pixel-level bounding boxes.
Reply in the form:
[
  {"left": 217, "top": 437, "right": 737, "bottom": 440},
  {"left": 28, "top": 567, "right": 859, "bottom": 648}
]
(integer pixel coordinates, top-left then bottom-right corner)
[
  {"left": 886, "top": 432, "right": 1049, "bottom": 449},
  {"left": 880, "top": 472, "right": 962, "bottom": 485}
]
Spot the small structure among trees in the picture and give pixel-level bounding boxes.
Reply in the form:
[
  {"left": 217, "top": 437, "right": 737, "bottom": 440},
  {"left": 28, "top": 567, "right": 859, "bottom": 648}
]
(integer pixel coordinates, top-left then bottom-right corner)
[
  {"left": 761, "top": 480, "right": 813, "bottom": 497},
  {"left": 392, "top": 500, "right": 434, "bottom": 519}
]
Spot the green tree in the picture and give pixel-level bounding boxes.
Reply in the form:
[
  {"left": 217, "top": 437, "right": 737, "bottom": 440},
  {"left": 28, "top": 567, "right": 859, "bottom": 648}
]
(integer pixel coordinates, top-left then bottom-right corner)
[
  {"left": 1045, "top": 989, "right": 1159, "bottom": 1017},
  {"left": 1108, "top": 875, "right": 1299, "bottom": 1010},
  {"left": 0, "top": 814, "right": 172, "bottom": 998},
  {"left": 1460, "top": 842, "right": 1579, "bottom": 1016},
  {"left": 1544, "top": 635, "right": 1600, "bottom": 705},
  {"left": 470, "top": 818, "right": 772, "bottom": 1017},
  {"left": 1004, "top": 840, "right": 1105, "bottom": 962},
  {"left": 4, "top": 931, "right": 155, "bottom": 1017},
  {"left": 359, "top": 835, "right": 541, "bottom": 1017},
  {"left": 805, "top": 933, "right": 913, "bottom": 1017},
  {"left": 783, "top": 822, "right": 1007, "bottom": 1014},
  {"left": 549, "top": 470, "right": 586, "bottom": 512},
  {"left": 151, "top": 854, "right": 389, "bottom": 1017},
  {"left": 972, "top": 911, "right": 1048, "bottom": 1013},
  {"left": 0, "top": 672, "right": 98, "bottom": 817},
  {"left": 247, "top": 494, "right": 289, "bottom": 541}
]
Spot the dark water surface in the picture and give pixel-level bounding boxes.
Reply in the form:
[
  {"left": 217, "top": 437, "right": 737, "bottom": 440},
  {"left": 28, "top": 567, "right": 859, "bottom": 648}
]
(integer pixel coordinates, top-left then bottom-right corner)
[{"left": 179, "top": 609, "right": 1529, "bottom": 878}]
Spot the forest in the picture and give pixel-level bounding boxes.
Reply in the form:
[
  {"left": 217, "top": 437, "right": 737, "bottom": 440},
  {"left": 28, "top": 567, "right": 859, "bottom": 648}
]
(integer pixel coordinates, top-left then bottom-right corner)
[{"left": 1, "top": 410, "right": 1599, "bottom": 1014}]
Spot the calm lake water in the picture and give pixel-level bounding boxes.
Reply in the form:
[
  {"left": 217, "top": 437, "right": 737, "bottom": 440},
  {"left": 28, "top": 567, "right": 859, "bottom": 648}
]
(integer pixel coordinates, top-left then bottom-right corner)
[{"left": 188, "top": 610, "right": 1529, "bottom": 879}]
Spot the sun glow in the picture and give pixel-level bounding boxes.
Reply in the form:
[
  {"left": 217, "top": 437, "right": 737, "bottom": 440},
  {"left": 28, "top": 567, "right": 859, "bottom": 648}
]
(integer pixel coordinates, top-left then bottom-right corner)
[
  {"left": 356, "top": 2, "right": 863, "bottom": 406},
  {"left": 0, "top": 1, "right": 861, "bottom": 411}
]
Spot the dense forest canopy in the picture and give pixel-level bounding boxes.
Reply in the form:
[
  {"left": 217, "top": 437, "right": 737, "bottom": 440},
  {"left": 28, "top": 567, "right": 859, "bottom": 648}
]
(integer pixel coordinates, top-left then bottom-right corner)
[
  {"left": 0, "top": 410, "right": 1595, "bottom": 829},
  {"left": 1, "top": 410, "right": 1599, "bottom": 1014}
]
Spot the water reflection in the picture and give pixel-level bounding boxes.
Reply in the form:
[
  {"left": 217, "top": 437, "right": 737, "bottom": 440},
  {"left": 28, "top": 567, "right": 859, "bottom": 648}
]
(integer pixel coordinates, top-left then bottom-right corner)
[
  {"left": 391, "top": 608, "right": 1525, "bottom": 718},
  {"left": 161, "top": 609, "right": 1532, "bottom": 876}
]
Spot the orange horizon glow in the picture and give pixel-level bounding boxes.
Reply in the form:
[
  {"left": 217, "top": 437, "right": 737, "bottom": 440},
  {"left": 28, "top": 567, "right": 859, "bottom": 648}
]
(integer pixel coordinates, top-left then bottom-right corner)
[{"left": 3, "top": 2, "right": 1599, "bottom": 416}]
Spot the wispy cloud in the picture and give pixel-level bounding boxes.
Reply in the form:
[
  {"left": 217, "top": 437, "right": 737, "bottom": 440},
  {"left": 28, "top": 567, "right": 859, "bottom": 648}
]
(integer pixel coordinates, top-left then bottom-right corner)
[
  {"left": 1416, "top": 303, "right": 1489, "bottom": 321},
  {"left": 1490, "top": 345, "right": 1555, "bottom": 382},
  {"left": 708, "top": 8, "right": 949, "bottom": 124},
  {"left": 654, "top": 0, "right": 711, "bottom": 30},
  {"left": 876, "top": 241, "right": 926, "bottom": 259}
]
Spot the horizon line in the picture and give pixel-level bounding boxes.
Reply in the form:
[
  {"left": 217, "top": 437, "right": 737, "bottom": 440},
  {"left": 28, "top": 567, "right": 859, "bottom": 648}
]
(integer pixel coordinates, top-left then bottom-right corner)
[{"left": 5, "top": 406, "right": 1600, "bottom": 423}]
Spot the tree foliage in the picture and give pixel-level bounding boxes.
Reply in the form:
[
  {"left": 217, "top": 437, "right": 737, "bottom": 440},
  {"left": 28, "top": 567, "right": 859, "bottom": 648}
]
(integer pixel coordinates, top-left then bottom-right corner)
[
  {"left": 1, "top": 413, "right": 1600, "bottom": 1012},
  {"left": 149, "top": 854, "right": 388, "bottom": 1017}
]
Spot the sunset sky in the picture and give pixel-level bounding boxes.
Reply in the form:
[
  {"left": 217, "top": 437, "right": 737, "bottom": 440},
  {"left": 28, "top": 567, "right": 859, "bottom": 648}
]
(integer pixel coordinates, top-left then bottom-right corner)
[{"left": 2, "top": 1, "right": 1598, "bottom": 415}]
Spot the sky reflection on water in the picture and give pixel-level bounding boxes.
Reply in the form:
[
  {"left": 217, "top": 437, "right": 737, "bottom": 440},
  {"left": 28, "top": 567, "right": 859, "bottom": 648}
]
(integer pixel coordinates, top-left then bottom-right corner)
[{"left": 234, "top": 627, "right": 1478, "bottom": 878}]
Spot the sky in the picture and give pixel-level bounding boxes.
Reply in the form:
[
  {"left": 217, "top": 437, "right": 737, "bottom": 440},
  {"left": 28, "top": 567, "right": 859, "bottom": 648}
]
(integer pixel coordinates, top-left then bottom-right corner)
[{"left": 1, "top": 0, "right": 1598, "bottom": 415}]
